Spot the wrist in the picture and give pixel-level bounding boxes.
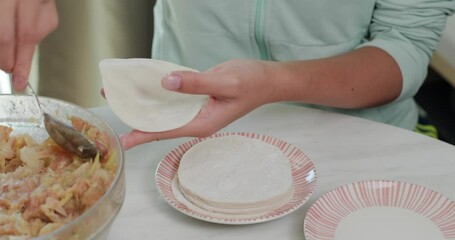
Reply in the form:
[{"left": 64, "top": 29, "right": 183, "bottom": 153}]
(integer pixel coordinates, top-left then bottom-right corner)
[{"left": 262, "top": 60, "right": 309, "bottom": 103}]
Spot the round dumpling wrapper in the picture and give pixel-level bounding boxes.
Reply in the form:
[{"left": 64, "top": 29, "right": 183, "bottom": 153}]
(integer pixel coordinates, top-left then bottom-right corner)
[
  {"left": 99, "top": 58, "right": 207, "bottom": 132},
  {"left": 177, "top": 135, "right": 294, "bottom": 213}
]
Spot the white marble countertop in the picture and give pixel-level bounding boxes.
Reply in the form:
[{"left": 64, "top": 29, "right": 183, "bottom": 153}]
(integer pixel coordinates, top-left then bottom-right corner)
[{"left": 90, "top": 103, "right": 455, "bottom": 240}]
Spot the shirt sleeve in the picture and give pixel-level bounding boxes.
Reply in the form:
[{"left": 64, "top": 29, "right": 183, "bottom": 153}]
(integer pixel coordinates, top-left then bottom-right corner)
[{"left": 357, "top": 0, "right": 455, "bottom": 101}]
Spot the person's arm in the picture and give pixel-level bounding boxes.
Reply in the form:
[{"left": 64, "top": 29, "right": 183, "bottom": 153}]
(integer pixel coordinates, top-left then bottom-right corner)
[
  {"left": 119, "top": 50, "right": 399, "bottom": 150},
  {"left": 265, "top": 46, "right": 401, "bottom": 109},
  {"left": 355, "top": 0, "right": 455, "bottom": 103},
  {"left": 0, "top": 0, "right": 58, "bottom": 92},
  {"left": 271, "top": 0, "right": 455, "bottom": 109}
]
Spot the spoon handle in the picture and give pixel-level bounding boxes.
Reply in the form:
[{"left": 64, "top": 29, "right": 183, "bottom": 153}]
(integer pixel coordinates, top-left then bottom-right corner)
[{"left": 27, "top": 82, "right": 45, "bottom": 117}]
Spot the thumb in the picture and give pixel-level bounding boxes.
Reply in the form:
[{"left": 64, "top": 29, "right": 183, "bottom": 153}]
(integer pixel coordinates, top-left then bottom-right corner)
[{"left": 161, "top": 71, "right": 229, "bottom": 97}]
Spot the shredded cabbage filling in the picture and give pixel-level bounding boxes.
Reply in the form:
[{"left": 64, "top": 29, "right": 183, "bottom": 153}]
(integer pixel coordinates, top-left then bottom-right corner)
[{"left": 0, "top": 117, "right": 117, "bottom": 237}]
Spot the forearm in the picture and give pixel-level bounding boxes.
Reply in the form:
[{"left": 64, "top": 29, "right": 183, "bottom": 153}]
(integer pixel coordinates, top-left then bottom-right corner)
[{"left": 266, "top": 46, "right": 402, "bottom": 109}]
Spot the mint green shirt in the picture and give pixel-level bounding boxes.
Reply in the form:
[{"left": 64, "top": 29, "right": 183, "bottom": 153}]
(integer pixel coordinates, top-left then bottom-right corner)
[{"left": 152, "top": 0, "right": 454, "bottom": 130}]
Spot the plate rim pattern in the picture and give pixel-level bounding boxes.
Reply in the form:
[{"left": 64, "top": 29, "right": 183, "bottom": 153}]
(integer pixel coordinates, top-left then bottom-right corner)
[{"left": 304, "top": 180, "right": 455, "bottom": 239}]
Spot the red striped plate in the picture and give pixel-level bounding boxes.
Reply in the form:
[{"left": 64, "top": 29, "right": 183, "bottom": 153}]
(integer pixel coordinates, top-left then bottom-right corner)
[
  {"left": 155, "top": 132, "right": 317, "bottom": 224},
  {"left": 304, "top": 180, "right": 455, "bottom": 240}
]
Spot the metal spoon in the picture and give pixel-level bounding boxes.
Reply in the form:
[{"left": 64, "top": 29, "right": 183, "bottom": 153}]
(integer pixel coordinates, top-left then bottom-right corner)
[{"left": 27, "top": 83, "right": 98, "bottom": 159}]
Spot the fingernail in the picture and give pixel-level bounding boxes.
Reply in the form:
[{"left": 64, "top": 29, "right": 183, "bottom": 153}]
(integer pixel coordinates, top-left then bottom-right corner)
[
  {"left": 162, "top": 73, "right": 182, "bottom": 90},
  {"left": 13, "top": 75, "right": 27, "bottom": 92}
]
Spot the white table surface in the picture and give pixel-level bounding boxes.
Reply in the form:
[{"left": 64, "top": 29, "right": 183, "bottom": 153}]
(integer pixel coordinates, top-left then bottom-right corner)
[{"left": 90, "top": 103, "right": 455, "bottom": 240}]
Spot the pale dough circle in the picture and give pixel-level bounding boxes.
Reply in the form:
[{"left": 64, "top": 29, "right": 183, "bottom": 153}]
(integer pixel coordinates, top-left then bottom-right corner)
[
  {"left": 177, "top": 135, "right": 294, "bottom": 214},
  {"left": 99, "top": 58, "right": 207, "bottom": 132}
]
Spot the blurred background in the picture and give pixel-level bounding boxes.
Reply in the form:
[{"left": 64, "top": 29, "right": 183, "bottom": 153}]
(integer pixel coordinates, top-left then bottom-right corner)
[
  {"left": 0, "top": 0, "right": 454, "bottom": 144},
  {"left": 38, "top": 0, "right": 155, "bottom": 107},
  {"left": 414, "top": 14, "right": 455, "bottom": 145},
  {"left": 0, "top": 0, "right": 155, "bottom": 107}
]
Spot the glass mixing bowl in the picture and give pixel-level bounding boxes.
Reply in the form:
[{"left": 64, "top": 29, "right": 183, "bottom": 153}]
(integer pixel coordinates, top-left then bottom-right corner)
[{"left": 0, "top": 95, "right": 125, "bottom": 240}]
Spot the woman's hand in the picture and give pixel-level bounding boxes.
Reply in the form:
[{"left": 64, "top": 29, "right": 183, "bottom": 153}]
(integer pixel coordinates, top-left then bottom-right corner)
[
  {"left": 120, "top": 59, "right": 277, "bottom": 150},
  {"left": 119, "top": 47, "right": 402, "bottom": 150},
  {"left": 0, "top": 0, "right": 58, "bottom": 92}
]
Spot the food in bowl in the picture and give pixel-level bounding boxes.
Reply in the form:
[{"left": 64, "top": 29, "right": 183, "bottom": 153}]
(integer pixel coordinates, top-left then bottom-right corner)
[
  {"left": 0, "top": 117, "right": 117, "bottom": 238},
  {"left": 0, "top": 95, "right": 125, "bottom": 240}
]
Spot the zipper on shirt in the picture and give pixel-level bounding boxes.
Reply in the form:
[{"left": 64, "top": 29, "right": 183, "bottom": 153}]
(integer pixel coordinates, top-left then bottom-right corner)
[{"left": 255, "top": 0, "right": 269, "bottom": 60}]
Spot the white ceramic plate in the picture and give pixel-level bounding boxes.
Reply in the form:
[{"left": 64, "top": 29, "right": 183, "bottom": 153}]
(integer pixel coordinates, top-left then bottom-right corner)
[
  {"left": 304, "top": 180, "right": 455, "bottom": 240},
  {"left": 155, "top": 132, "right": 317, "bottom": 224}
]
